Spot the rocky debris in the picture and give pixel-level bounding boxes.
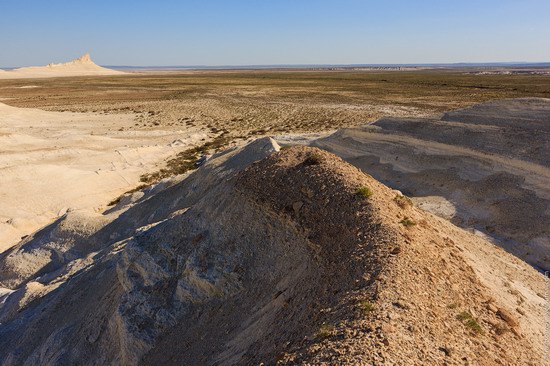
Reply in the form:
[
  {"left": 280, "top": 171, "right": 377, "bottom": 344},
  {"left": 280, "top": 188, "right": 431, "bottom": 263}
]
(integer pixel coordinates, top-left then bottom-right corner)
[
  {"left": 0, "top": 140, "right": 546, "bottom": 365},
  {"left": 497, "top": 308, "right": 519, "bottom": 327}
]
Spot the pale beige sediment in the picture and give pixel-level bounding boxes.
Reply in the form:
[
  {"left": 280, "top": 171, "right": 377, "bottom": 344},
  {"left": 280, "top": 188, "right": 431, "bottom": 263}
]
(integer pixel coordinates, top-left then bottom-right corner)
[
  {"left": 0, "top": 102, "right": 206, "bottom": 252},
  {"left": 0, "top": 53, "right": 125, "bottom": 79}
]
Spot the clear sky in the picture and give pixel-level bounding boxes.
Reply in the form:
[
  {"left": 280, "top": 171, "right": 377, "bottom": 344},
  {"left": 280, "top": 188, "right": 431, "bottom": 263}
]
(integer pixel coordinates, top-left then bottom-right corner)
[{"left": 1, "top": 0, "right": 549, "bottom": 67}]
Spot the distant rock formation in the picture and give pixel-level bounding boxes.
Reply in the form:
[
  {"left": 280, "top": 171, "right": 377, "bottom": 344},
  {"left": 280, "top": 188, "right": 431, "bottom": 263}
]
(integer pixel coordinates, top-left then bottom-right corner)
[
  {"left": 0, "top": 53, "right": 125, "bottom": 79},
  {"left": 46, "top": 53, "right": 93, "bottom": 67},
  {"left": 76, "top": 53, "right": 92, "bottom": 63}
]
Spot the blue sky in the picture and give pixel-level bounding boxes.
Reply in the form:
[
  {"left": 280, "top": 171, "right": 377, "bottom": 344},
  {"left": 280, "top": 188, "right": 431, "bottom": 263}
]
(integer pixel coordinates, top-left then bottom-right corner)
[{"left": 1, "top": 0, "right": 549, "bottom": 67}]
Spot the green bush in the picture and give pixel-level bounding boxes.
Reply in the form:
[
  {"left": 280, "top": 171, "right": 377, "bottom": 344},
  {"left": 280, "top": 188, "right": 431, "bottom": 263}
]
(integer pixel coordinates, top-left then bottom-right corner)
[
  {"left": 361, "top": 300, "right": 375, "bottom": 313},
  {"left": 356, "top": 186, "right": 373, "bottom": 199},
  {"left": 399, "top": 217, "right": 416, "bottom": 227},
  {"left": 457, "top": 311, "right": 484, "bottom": 335}
]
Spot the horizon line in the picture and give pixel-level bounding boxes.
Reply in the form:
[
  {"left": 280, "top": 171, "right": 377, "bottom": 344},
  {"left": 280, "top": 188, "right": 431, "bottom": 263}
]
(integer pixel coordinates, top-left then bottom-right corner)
[
  {"left": 2, "top": 61, "right": 550, "bottom": 71},
  {"left": 101, "top": 61, "right": 550, "bottom": 70}
]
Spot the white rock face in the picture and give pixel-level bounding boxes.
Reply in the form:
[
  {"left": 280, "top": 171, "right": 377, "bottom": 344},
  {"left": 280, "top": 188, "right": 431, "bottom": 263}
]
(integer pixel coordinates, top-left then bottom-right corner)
[
  {"left": 0, "top": 53, "right": 125, "bottom": 79},
  {"left": 0, "top": 137, "right": 285, "bottom": 365}
]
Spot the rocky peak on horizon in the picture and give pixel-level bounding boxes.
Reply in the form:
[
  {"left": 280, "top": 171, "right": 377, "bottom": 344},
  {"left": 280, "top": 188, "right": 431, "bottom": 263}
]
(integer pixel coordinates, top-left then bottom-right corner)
[
  {"left": 46, "top": 53, "right": 94, "bottom": 68},
  {"left": 74, "top": 53, "right": 92, "bottom": 63}
]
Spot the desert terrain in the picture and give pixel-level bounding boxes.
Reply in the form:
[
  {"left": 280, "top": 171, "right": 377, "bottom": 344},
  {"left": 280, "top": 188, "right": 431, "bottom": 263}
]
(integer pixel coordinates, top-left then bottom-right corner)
[
  {"left": 1, "top": 64, "right": 548, "bottom": 252},
  {"left": 0, "top": 141, "right": 546, "bottom": 365},
  {"left": 314, "top": 98, "right": 550, "bottom": 271},
  {"left": 0, "top": 59, "right": 549, "bottom": 365},
  {"left": 0, "top": 102, "right": 206, "bottom": 251}
]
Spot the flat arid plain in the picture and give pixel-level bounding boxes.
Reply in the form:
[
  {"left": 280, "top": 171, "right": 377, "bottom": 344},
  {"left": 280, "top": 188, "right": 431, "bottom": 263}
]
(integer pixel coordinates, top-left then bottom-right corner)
[
  {"left": 1, "top": 60, "right": 550, "bottom": 365},
  {"left": 1, "top": 68, "right": 548, "bottom": 249}
]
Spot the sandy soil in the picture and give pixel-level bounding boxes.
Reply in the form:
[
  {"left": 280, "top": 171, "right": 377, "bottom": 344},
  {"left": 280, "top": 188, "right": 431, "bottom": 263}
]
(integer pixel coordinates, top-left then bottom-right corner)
[{"left": 0, "top": 102, "right": 206, "bottom": 252}]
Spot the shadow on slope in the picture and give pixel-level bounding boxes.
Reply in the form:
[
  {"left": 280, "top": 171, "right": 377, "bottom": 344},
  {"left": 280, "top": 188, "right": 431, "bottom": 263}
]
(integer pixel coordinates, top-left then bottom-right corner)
[{"left": 0, "top": 140, "right": 545, "bottom": 365}]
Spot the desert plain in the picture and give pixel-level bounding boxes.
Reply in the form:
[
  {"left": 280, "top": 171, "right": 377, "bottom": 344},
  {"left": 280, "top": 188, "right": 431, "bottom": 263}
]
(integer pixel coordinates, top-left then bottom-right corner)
[
  {"left": 1, "top": 64, "right": 549, "bottom": 253},
  {"left": 0, "top": 57, "right": 550, "bottom": 365}
]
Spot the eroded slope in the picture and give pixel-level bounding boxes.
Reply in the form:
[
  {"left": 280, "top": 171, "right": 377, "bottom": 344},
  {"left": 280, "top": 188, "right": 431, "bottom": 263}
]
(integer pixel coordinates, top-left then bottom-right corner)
[
  {"left": 313, "top": 98, "right": 550, "bottom": 270},
  {"left": 0, "top": 140, "right": 546, "bottom": 365}
]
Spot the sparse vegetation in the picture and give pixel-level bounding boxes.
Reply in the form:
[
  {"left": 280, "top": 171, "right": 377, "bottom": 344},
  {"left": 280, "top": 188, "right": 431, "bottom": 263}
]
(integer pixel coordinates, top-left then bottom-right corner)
[
  {"left": 360, "top": 300, "right": 375, "bottom": 313},
  {"left": 356, "top": 186, "right": 373, "bottom": 199},
  {"left": 140, "top": 135, "right": 230, "bottom": 185},
  {"left": 107, "top": 184, "right": 149, "bottom": 206},
  {"left": 456, "top": 311, "right": 484, "bottom": 335},
  {"left": 447, "top": 303, "right": 459, "bottom": 309},
  {"left": 394, "top": 194, "right": 413, "bottom": 208},
  {"left": 3, "top": 71, "right": 549, "bottom": 196},
  {"left": 316, "top": 324, "right": 336, "bottom": 340},
  {"left": 399, "top": 217, "right": 416, "bottom": 227}
]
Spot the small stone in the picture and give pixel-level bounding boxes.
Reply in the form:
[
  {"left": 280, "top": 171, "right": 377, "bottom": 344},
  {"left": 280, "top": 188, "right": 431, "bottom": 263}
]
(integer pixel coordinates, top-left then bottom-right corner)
[
  {"left": 438, "top": 346, "right": 452, "bottom": 357},
  {"left": 496, "top": 308, "right": 519, "bottom": 327},
  {"left": 486, "top": 303, "right": 498, "bottom": 313},
  {"left": 511, "top": 327, "right": 522, "bottom": 338},
  {"left": 516, "top": 307, "right": 525, "bottom": 316},
  {"left": 390, "top": 246, "right": 402, "bottom": 255},
  {"left": 393, "top": 300, "right": 408, "bottom": 310},
  {"left": 495, "top": 327, "right": 509, "bottom": 336},
  {"left": 292, "top": 201, "right": 303, "bottom": 213}
]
